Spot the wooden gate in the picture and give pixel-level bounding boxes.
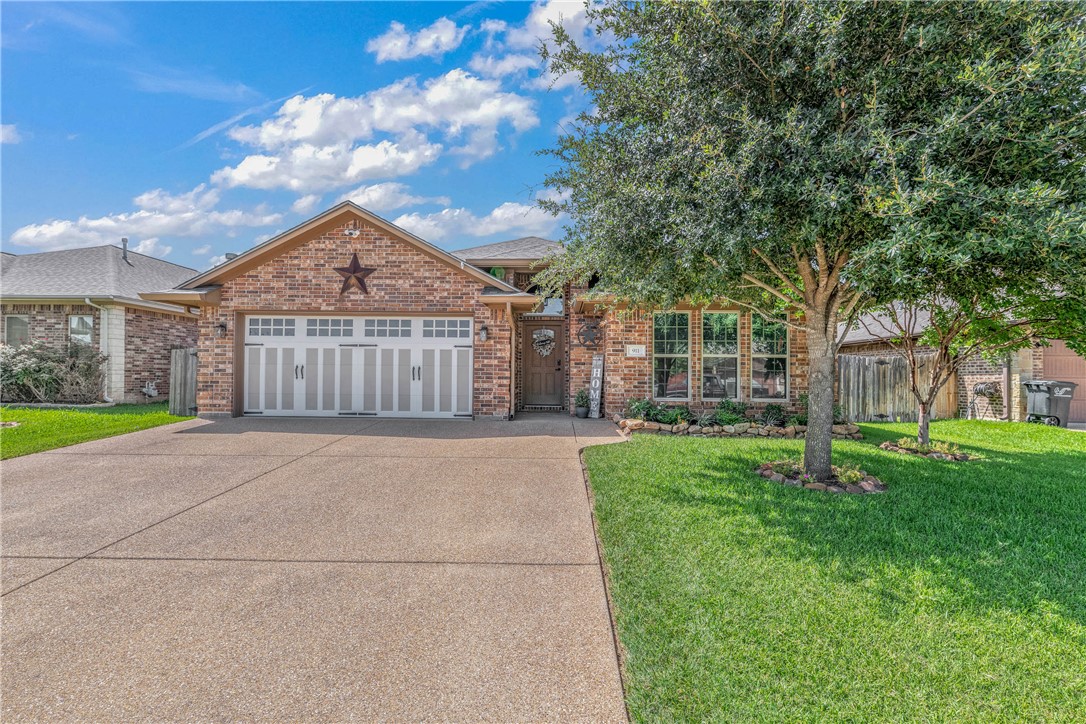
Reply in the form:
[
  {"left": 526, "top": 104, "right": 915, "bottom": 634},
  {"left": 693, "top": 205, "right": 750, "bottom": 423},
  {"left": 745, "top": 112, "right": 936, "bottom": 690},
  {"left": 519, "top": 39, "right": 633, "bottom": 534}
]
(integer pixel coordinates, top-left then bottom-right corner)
[
  {"left": 837, "top": 353, "right": 957, "bottom": 422},
  {"left": 169, "top": 347, "right": 198, "bottom": 417}
]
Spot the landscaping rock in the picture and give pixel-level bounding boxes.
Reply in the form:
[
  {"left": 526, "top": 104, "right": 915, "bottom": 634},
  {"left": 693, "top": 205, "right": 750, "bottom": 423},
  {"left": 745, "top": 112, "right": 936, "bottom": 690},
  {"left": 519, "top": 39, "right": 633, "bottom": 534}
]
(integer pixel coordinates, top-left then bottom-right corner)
[
  {"left": 644, "top": 421, "right": 661, "bottom": 430},
  {"left": 804, "top": 482, "right": 828, "bottom": 491},
  {"left": 673, "top": 422, "right": 690, "bottom": 433},
  {"left": 689, "top": 425, "right": 702, "bottom": 434},
  {"left": 826, "top": 485, "right": 845, "bottom": 494},
  {"left": 845, "top": 484, "right": 864, "bottom": 494},
  {"left": 859, "top": 480, "right": 877, "bottom": 492},
  {"left": 734, "top": 423, "right": 750, "bottom": 434},
  {"left": 770, "top": 473, "right": 785, "bottom": 483},
  {"left": 627, "top": 419, "right": 645, "bottom": 430}
]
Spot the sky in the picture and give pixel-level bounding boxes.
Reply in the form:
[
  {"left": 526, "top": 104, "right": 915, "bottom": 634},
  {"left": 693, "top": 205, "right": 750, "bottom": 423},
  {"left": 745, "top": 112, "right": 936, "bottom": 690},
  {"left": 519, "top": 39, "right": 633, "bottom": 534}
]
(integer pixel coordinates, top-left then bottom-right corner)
[{"left": 0, "top": 1, "right": 595, "bottom": 270}]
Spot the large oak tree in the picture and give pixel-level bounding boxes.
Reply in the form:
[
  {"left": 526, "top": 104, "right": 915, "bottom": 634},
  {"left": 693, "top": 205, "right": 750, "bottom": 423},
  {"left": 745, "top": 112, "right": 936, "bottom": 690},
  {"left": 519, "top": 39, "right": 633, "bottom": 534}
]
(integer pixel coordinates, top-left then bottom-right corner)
[{"left": 537, "top": 0, "right": 1086, "bottom": 479}]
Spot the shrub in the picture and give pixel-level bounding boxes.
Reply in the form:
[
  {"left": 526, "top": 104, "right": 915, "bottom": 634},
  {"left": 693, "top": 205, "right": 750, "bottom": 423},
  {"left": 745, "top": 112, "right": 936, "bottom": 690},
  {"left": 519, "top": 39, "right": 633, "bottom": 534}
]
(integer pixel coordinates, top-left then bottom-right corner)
[
  {"left": 0, "top": 342, "right": 107, "bottom": 404},
  {"left": 835, "top": 464, "right": 865, "bottom": 486},
  {"left": 695, "top": 411, "right": 716, "bottom": 427},
  {"left": 626, "top": 398, "right": 657, "bottom": 420},
  {"left": 794, "top": 393, "right": 848, "bottom": 426},
  {"left": 895, "top": 437, "right": 961, "bottom": 455},
  {"left": 574, "top": 389, "right": 590, "bottom": 408},
  {"left": 715, "top": 399, "right": 749, "bottom": 426},
  {"left": 760, "top": 403, "right": 786, "bottom": 427},
  {"left": 654, "top": 405, "right": 692, "bottom": 425}
]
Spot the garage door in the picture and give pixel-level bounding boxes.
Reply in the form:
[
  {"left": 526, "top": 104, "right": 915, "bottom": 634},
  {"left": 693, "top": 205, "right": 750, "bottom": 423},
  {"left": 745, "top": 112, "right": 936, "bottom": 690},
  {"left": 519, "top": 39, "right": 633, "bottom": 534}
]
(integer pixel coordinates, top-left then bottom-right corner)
[
  {"left": 1042, "top": 340, "right": 1086, "bottom": 423},
  {"left": 243, "top": 316, "right": 473, "bottom": 418}
]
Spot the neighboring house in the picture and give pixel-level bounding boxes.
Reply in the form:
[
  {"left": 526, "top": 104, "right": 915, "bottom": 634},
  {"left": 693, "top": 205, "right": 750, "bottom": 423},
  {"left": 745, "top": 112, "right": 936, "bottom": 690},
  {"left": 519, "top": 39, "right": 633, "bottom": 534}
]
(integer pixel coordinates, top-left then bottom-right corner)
[
  {"left": 1, "top": 244, "right": 200, "bottom": 403},
  {"left": 142, "top": 202, "right": 811, "bottom": 419},
  {"left": 839, "top": 310, "right": 1086, "bottom": 424}
]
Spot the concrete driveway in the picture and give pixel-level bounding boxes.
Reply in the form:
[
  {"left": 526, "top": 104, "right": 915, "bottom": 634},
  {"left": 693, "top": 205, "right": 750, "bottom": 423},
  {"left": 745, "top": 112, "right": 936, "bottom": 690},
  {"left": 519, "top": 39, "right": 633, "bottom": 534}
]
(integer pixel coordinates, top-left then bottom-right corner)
[{"left": 1, "top": 414, "right": 627, "bottom": 722}]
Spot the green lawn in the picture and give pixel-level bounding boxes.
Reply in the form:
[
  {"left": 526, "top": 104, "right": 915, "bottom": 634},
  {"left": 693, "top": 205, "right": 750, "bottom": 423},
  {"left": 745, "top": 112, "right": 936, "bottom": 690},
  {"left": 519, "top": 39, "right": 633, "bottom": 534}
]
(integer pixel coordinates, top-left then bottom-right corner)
[
  {"left": 0, "top": 403, "right": 192, "bottom": 459},
  {"left": 585, "top": 420, "right": 1086, "bottom": 722}
]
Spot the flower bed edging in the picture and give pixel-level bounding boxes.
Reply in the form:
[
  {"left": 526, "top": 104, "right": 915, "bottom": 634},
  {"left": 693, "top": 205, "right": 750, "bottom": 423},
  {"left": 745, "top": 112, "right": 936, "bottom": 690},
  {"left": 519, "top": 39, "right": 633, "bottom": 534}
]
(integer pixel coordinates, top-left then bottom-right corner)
[
  {"left": 613, "top": 415, "right": 863, "bottom": 440},
  {"left": 754, "top": 461, "right": 887, "bottom": 495},
  {"left": 878, "top": 440, "right": 974, "bottom": 461}
]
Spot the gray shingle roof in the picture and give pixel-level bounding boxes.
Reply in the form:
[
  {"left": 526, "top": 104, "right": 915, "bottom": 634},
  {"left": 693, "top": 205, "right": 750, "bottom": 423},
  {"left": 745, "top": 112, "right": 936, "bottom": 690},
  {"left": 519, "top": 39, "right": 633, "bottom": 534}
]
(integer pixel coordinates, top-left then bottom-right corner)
[
  {"left": 839, "top": 306, "right": 933, "bottom": 345},
  {"left": 0, "top": 245, "right": 197, "bottom": 299},
  {"left": 452, "top": 236, "right": 562, "bottom": 261}
]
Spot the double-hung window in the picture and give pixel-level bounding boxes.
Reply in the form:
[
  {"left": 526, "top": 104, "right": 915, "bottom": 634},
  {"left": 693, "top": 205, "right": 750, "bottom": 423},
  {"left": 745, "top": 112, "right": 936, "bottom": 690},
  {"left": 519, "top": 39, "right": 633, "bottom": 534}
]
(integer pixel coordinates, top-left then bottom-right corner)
[
  {"left": 69, "top": 315, "right": 93, "bottom": 346},
  {"left": 4, "top": 315, "right": 29, "bottom": 346},
  {"left": 751, "top": 316, "right": 788, "bottom": 399},
  {"left": 702, "top": 312, "right": 739, "bottom": 400},
  {"left": 652, "top": 312, "right": 690, "bottom": 399}
]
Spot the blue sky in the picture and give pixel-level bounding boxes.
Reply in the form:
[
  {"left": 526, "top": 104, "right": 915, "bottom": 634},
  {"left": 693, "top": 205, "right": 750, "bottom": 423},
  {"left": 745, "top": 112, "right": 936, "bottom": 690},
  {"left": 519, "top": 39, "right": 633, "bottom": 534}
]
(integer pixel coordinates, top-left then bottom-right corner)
[{"left": 1, "top": 1, "right": 593, "bottom": 269}]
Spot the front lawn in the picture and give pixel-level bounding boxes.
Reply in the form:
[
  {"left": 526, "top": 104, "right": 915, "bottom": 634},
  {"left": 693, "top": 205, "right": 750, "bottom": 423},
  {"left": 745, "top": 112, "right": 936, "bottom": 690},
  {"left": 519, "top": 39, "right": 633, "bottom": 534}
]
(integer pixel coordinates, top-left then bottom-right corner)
[
  {"left": 0, "top": 403, "right": 192, "bottom": 459},
  {"left": 585, "top": 420, "right": 1086, "bottom": 721}
]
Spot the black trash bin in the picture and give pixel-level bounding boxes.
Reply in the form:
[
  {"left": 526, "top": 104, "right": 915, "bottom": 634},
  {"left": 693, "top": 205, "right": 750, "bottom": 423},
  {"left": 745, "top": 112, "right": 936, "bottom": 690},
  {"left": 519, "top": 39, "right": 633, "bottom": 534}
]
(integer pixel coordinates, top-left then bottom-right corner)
[{"left": 1022, "top": 380, "right": 1079, "bottom": 427}]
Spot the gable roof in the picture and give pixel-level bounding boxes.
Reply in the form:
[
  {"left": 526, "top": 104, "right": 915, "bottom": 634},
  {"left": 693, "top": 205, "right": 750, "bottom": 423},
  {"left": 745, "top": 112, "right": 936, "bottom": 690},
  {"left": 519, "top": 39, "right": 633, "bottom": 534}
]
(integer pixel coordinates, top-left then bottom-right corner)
[
  {"left": 839, "top": 305, "right": 934, "bottom": 346},
  {"left": 453, "top": 236, "right": 562, "bottom": 264},
  {"left": 0, "top": 245, "right": 197, "bottom": 301},
  {"left": 169, "top": 201, "right": 520, "bottom": 294}
]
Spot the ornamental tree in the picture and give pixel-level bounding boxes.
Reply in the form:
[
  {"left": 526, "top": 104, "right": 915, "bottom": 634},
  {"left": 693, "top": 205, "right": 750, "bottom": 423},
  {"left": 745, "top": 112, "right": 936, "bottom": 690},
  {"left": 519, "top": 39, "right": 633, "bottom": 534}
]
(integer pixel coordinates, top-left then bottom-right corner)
[{"left": 536, "top": 0, "right": 1086, "bottom": 480}]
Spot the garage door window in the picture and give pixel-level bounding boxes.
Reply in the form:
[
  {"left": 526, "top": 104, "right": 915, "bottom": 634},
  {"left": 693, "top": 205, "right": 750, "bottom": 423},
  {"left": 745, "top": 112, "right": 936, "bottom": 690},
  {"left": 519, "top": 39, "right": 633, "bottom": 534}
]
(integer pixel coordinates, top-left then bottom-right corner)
[
  {"left": 249, "top": 318, "right": 296, "bottom": 337},
  {"left": 307, "top": 318, "right": 354, "bottom": 337},
  {"left": 423, "top": 319, "right": 470, "bottom": 339},
  {"left": 363, "top": 319, "right": 411, "bottom": 338}
]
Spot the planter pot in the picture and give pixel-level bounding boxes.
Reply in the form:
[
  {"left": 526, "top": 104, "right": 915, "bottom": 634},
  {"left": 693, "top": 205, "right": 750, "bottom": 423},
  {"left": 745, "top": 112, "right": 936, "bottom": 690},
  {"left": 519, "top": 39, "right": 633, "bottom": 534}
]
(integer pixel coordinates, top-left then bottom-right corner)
[{"left": 575, "top": 406, "right": 589, "bottom": 418}]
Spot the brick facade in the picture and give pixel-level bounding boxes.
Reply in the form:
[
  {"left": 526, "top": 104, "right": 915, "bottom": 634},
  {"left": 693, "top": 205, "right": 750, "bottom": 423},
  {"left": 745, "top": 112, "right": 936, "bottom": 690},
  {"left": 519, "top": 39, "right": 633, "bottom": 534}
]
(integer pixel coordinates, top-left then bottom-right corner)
[
  {"left": 123, "top": 308, "right": 199, "bottom": 402},
  {"left": 1, "top": 302, "right": 197, "bottom": 404},
  {"left": 1, "top": 303, "right": 100, "bottom": 349},
  {"left": 195, "top": 217, "right": 513, "bottom": 418}
]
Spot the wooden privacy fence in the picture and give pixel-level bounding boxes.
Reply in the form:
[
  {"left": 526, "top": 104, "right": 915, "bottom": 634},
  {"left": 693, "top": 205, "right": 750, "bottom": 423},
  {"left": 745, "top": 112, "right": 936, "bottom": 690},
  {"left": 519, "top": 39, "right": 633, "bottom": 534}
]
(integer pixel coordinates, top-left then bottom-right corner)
[
  {"left": 169, "top": 347, "right": 198, "bottom": 417},
  {"left": 837, "top": 353, "right": 957, "bottom": 422}
]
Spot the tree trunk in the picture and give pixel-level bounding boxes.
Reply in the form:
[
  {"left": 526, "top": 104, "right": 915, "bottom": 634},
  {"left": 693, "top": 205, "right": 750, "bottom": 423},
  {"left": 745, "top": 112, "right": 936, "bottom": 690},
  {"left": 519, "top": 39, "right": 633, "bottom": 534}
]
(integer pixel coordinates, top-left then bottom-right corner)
[
  {"left": 917, "top": 402, "right": 931, "bottom": 445},
  {"left": 803, "top": 321, "right": 836, "bottom": 481}
]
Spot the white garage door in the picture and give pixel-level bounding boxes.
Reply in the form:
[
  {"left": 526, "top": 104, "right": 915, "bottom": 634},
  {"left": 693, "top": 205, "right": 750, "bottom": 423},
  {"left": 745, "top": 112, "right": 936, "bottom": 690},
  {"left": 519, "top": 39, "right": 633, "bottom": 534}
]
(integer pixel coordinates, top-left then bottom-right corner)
[{"left": 243, "top": 315, "right": 473, "bottom": 418}]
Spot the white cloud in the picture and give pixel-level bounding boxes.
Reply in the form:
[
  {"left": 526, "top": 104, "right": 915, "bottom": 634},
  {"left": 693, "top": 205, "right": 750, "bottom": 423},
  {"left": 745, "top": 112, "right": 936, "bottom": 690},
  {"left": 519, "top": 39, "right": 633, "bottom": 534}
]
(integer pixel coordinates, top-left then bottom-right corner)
[
  {"left": 131, "top": 237, "right": 172, "bottom": 258},
  {"left": 9, "top": 183, "right": 283, "bottom": 252},
  {"left": 468, "top": 53, "right": 541, "bottom": 78},
  {"left": 366, "top": 17, "right": 468, "bottom": 62},
  {"left": 393, "top": 199, "right": 559, "bottom": 242},
  {"left": 207, "top": 254, "right": 229, "bottom": 267},
  {"left": 336, "top": 182, "right": 450, "bottom": 212},
  {"left": 128, "top": 66, "right": 259, "bottom": 103},
  {"left": 213, "top": 70, "right": 538, "bottom": 192},
  {"left": 192, "top": 244, "right": 211, "bottom": 255},
  {"left": 1, "top": 124, "right": 22, "bottom": 144},
  {"left": 291, "top": 194, "right": 322, "bottom": 214}
]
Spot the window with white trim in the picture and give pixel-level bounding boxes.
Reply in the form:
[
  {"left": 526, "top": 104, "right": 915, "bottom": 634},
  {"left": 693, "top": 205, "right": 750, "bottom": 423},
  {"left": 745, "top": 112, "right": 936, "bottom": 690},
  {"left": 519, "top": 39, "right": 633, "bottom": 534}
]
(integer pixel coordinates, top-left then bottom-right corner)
[
  {"left": 248, "top": 318, "right": 296, "bottom": 337},
  {"left": 69, "top": 315, "right": 93, "bottom": 346},
  {"left": 702, "top": 312, "right": 739, "bottom": 400},
  {"left": 5, "top": 315, "right": 29, "bottom": 346},
  {"left": 652, "top": 312, "right": 690, "bottom": 399},
  {"left": 422, "top": 319, "right": 470, "bottom": 338},
  {"left": 362, "top": 319, "right": 410, "bottom": 338},
  {"left": 307, "top": 318, "right": 354, "bottom": 337},
  {"left": 751, "top": 316, "right": 788, "bottom": 400}
]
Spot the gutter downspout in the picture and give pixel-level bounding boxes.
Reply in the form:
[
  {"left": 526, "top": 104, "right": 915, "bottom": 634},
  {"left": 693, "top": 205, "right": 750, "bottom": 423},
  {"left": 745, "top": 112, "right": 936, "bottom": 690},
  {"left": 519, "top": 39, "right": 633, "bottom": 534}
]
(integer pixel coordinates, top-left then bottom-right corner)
[
  {"left": 1000, "top": 354, "right": 1012, "bottom": 421},
  {"left": 84, "top": 297, "right": 113, "bottom": 402},
  {"left": 507, "top": 301, "right": 515, "bottom": 421}
]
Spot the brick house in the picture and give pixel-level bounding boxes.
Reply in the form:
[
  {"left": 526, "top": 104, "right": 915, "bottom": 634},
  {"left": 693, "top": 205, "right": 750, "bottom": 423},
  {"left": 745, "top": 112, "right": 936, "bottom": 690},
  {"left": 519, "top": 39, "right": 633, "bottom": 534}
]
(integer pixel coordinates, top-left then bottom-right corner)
[
  {"left": 839, "top": 309, "right": 1086, "bottom": 425},
  {"left": 1, "top": 244, "right": 199, "bottom": 403},
  {"left": 143, "top": 202, "right": 811, "bottom": 420}
]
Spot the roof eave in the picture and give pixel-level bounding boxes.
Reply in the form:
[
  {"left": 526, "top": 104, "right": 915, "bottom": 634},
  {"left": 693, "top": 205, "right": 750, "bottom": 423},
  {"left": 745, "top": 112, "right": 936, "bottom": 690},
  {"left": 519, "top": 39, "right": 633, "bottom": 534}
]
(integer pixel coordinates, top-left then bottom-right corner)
[{"left": 140, "top": 287, "right": 221, "bottom": 308}]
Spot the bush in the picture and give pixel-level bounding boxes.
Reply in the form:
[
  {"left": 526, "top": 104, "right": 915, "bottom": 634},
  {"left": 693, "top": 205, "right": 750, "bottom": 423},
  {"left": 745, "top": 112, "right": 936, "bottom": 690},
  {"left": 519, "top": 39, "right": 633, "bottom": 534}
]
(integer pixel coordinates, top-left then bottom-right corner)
[
  {"left": 714, "top": 398, "right": 749, "bottom": 426},
  {"left": 574, "top": 388, "right": 590, "bottom": 408},
  {"left": 695, "top": 411, "right": 716, "bottom": 428},
  {"left": 654, "top": 405, "right": 692, "bottom": 425},
  {"left": 626, "top": 398, "right": 658, "bottom": 420},
  {"left": 895, "top": 437, "right": 961, "bottom": 455},
  {"left": 793, "top": 393, "right": 848, "bottom": 426},
  {"left": 0, "top": 342, "right": 107, "bottom": 404},
  {"left": 760, "top": 403, "right": 786, "bottom": 427}
]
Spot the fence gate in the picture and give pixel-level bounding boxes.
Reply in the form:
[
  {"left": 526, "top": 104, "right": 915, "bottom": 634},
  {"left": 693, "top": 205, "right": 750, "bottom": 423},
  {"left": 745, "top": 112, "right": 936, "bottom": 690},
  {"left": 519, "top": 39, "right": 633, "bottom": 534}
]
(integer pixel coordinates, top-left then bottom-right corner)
[
  {"left": 837, "top": 353, "right": 957, "bottom": 423},
  {"left": 169, "top": 347, "right": 198, "bottom": 416}
]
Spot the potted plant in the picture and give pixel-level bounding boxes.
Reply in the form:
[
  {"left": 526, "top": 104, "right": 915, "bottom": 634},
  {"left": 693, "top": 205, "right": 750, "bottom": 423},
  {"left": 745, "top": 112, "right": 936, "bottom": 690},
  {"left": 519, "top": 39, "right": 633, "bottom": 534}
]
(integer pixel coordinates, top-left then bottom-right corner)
[{"left": 574, "top": 389, "right": 591, "bottom": 418}]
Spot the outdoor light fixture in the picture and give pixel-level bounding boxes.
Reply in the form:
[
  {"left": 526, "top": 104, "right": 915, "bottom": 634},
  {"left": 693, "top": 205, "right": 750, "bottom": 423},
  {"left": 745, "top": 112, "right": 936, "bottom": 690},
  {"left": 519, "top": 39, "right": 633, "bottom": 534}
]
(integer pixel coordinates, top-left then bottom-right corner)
[
  {"left": 479, "top": 325, "right": 489, "bottom": 342},
  {"left": 216, "top": 322, "right": 228, "bottom": 338}
]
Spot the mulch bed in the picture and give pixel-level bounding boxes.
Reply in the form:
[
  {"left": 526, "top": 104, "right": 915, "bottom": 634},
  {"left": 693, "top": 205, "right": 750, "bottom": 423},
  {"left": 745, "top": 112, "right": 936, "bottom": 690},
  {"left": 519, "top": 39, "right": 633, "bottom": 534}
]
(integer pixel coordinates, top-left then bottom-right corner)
[
  {"left": 755, "top": 461, "right": 887, "bottom": 495},
  {"left": 878, "top": 440, "right": 975, "bottom": 461}
]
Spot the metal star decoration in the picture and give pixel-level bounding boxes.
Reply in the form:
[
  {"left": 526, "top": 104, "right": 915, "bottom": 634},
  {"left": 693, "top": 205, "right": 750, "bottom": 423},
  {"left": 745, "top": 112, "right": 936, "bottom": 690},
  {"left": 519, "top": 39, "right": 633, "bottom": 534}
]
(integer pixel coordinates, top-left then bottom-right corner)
[{"left": 334, "top": 253, "right": 376, "bottom": 295}]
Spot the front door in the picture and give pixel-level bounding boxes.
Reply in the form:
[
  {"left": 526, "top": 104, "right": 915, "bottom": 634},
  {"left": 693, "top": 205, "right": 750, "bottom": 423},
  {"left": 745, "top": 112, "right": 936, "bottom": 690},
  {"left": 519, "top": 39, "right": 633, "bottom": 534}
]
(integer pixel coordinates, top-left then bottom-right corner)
[{"left": 523, "top": 321, "right": 565, "bottom": 407}]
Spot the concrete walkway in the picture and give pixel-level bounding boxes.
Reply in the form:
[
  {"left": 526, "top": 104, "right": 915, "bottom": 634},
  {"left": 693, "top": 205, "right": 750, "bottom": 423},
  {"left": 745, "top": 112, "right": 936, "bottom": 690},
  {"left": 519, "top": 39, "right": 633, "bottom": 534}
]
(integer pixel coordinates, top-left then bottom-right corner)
[{"left": 1, "top": 414, "right": 627, "bottom": 721}]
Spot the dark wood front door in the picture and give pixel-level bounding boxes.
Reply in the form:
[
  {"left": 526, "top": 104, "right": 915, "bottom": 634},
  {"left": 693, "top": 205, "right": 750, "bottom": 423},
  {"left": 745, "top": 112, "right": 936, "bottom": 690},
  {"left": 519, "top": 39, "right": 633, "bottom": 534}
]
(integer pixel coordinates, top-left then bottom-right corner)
[{"left": 523, "top": 321, "right": 565, "bottom": 407}]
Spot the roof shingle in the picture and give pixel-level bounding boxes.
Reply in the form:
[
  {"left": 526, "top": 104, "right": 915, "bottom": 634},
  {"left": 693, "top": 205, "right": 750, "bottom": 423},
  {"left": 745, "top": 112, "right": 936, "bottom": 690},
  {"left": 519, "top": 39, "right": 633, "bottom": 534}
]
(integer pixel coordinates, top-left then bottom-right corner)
[{"left": 0, "top": 245, "right": 197, "bottom": 299}]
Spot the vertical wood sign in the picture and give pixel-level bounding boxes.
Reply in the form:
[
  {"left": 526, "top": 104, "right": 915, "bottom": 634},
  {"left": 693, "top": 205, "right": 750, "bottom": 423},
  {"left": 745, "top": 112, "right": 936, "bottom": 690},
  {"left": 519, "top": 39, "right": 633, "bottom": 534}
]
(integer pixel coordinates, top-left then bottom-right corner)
[{"left": 589, "top": 353, "right": 604, "bottom": 418}]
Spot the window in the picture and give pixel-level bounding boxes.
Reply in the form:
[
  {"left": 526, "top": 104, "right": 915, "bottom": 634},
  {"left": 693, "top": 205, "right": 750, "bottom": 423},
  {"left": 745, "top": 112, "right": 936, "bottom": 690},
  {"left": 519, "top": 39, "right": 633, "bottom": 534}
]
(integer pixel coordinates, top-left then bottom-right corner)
[
  {"left": 307, "top": 318, "right": 354, "bottom": 337},
  {"left": 248, "top": 318, "right": 296, "bottom": 337},
  {"left": 653, "top": 312, "right": 689, "bottom": 399},
  {"left": 702, "top": 312, "right": 739, "bottom": 400},
  {"left": 362, "top": 319, "right": 410, "bottom": 338},
  {"left": 4, "top": 315, "right": 29, "bottom": 346},
  {"left": 69, "top": 315, "right": 93, "bottom": 345},
  {"left": 422, "top": 319, "right": 471, "bottom": 338},
  {"left": 751, "top": 316, "right": 788, "bottom": 399}
]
